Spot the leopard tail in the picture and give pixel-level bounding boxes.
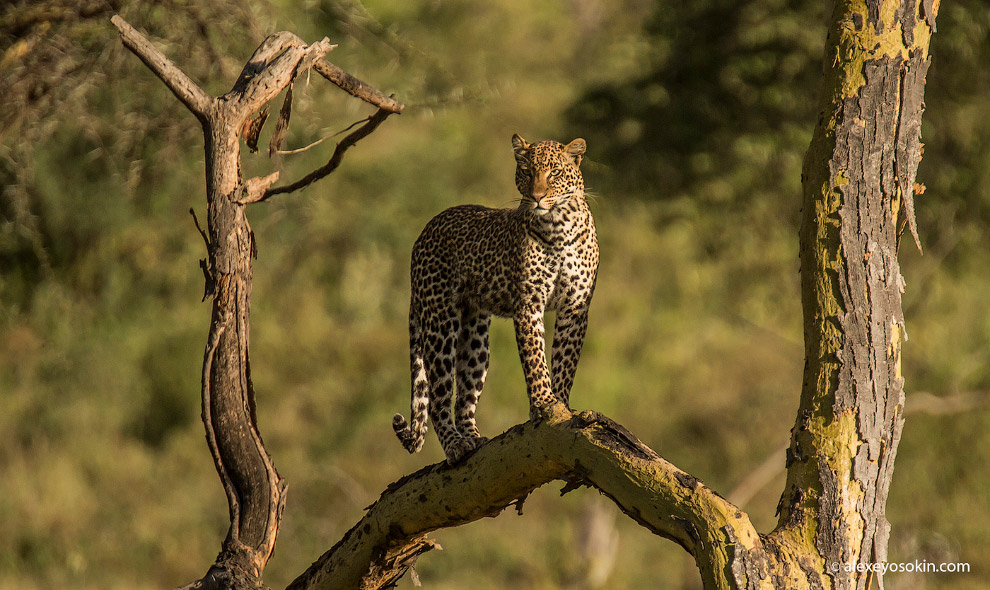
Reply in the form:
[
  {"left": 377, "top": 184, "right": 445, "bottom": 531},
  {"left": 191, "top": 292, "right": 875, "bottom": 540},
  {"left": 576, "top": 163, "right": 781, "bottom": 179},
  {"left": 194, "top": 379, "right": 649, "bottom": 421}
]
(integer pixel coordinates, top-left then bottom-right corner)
[{"left": 393, "top": 309, "right": 429, "bottom": 452}]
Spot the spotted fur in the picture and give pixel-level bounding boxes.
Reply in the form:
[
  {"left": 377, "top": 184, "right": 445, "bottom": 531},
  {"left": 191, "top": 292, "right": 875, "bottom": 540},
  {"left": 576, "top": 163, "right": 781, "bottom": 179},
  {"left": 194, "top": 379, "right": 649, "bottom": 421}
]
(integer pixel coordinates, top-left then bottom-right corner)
[{"left": 392, "top": 135, "right": 599, "bottom": 464}]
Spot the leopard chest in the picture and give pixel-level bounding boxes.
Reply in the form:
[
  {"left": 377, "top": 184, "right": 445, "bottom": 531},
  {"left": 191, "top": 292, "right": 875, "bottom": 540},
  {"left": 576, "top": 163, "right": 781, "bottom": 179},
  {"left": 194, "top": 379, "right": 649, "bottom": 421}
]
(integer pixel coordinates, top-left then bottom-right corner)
[
  {"left": 546, "top": 240, "right": 598, "bottom": 311},
  {"left": 518, "top": 219, "right": 598, "bottom": 313}
]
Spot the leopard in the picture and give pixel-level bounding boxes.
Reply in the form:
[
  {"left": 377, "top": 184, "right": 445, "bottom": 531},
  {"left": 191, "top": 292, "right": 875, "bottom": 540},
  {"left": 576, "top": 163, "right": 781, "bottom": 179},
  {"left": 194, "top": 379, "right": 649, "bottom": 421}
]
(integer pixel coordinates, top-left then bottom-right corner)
[{"left": 392, "top": 134, "right": 599, "bottom": 464}]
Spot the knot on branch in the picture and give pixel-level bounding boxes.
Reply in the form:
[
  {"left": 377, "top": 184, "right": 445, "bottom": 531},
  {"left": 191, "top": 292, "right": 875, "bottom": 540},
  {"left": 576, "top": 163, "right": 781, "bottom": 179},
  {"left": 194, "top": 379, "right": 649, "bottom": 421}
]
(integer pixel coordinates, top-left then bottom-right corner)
[
  {"left": 198, "top": 543, "right": 267, "bottom": 590},
  {"left": 237, "top": 172, "right": 281, "bottom": 204},
  {"left": 675, "top": 471, "right": 701, "bottom": 492}
]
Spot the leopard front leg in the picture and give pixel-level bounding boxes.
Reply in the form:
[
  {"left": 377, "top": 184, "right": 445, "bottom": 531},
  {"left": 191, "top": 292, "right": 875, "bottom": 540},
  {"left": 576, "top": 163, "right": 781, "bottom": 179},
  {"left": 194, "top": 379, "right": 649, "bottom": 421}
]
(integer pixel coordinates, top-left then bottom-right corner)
[
  {"left": 513, "top": 305, "right": 555, "bottom": 420},
  {"left": 551, "top": 306, "right": 590, "bottom": 406}
]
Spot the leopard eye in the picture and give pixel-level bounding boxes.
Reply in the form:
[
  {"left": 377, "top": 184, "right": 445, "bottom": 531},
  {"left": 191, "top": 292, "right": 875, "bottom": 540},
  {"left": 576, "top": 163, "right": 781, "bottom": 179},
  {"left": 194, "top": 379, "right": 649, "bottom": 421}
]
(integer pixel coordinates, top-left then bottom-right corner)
[{"left": 550, "top": 168, "right": 562, "bottom": 177}]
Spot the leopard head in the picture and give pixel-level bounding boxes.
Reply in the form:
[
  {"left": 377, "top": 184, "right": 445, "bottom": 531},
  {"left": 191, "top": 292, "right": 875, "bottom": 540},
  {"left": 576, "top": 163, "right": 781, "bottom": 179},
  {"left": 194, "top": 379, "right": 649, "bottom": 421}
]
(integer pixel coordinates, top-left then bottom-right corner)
[{"left": 512, "top": 134, "right": 586, "bottom": 215}]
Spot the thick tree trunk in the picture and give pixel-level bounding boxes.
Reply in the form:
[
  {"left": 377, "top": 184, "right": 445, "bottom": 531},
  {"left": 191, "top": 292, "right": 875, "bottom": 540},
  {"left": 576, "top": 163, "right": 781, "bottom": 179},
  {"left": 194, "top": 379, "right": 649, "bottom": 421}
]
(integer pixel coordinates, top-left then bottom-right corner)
[
  {"left": 776, "top": 0, "right": 935, "bottom": 588},
  {"left": 198, "top": 117, "right": 286, "bottom": 585}
]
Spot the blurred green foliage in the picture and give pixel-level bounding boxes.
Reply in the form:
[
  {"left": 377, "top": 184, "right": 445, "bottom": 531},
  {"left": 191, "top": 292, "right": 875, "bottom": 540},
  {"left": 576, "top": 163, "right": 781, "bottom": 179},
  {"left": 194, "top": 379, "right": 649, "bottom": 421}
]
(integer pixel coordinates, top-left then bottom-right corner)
[{"left": 1, "top": 1, "right": 988, "bottom": 589}]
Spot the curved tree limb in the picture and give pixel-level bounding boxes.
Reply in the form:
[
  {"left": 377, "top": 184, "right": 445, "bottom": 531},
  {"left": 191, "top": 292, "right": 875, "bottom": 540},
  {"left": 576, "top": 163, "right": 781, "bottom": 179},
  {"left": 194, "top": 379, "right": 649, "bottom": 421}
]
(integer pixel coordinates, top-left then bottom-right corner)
[
  {"left": 286, "top": 404, "right": 810, "bottom": 590},
  {"left": 261, "top": 108, "right": 392, "bottom": 200}
]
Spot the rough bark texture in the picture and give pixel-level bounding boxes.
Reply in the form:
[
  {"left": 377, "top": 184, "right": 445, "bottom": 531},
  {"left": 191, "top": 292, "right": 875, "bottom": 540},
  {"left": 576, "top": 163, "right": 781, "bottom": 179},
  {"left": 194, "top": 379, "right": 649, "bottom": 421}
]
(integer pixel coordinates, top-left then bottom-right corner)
[
  {"left": 112, "top": 16, "right": 401, "bottom": 590},
  {"left": 777, "top": 1, "right": 935, "bottom": 589}
]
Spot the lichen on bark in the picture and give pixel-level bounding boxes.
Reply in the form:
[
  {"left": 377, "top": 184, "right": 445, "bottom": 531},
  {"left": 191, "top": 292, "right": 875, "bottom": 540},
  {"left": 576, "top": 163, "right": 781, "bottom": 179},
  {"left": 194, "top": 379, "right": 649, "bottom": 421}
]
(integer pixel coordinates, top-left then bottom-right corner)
[{"left": 780, "top": 0, "right": 935, "bottom": 587}]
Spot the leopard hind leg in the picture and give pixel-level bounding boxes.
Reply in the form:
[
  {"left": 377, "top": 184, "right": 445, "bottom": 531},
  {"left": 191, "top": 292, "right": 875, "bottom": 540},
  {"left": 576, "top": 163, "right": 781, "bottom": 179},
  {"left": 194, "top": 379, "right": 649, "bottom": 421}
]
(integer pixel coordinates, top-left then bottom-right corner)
[
  {"left": 421, "top": 304, "right": 477, "bottom": 463},
  {"left": 455, "top": 305, "right": 491, "bottom": 447}
]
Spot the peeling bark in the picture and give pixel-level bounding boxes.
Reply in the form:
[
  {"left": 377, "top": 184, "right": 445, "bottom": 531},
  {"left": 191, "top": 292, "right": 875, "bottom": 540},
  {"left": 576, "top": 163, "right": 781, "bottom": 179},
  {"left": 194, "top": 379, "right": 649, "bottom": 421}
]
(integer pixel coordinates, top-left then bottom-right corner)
[{"left": 779, "top": 1, "right": 936, "bottom": 589}]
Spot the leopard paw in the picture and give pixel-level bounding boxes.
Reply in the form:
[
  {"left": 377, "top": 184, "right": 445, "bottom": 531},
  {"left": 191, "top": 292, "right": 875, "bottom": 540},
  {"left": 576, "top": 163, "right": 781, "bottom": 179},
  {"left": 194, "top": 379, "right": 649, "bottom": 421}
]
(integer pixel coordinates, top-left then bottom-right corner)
[{"left": 444, "top": 436, "right": 489, "bottom": 464}]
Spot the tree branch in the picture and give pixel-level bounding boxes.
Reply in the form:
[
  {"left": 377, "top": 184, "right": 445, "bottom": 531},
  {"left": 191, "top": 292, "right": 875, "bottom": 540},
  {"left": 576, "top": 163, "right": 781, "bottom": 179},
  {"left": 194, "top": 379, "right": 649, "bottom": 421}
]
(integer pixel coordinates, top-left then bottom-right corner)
[
  {"left": 286, "top": 404, "right": 767, "bottom": 590},
  {"left": 110, "top": 15, "right": 212, "bottom": 119},
  {"left": 226, "top": 32, "right": 335, "bottom": 119},
  {"left": 260, "top": 108, "right": 393, "bottom": 200},
  {"left": 312, "top": 60, "right": 404, "bottom": 113}
]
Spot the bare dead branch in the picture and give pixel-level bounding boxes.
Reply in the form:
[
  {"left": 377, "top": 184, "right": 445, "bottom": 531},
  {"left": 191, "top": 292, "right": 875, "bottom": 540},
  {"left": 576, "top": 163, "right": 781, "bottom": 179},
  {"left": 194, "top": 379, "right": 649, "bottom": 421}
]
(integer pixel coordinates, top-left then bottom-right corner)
[
  {"left": 272, "top": 135, "right": 329, "bottom": 155},
  {"left": 313, "top": 59, "right": 404, "bottom": 113},
  {"left": 260, "top": 108, "right": 392, "bottom": 200},
  {"left": 232, "top": 31, "right": 306, "bottom": 84},
  {"left": 228, "top": 35, "right": 334, "bottom": 119},
  {"left": 110, "top": 15, "right": 212, "bottom": 118},
  {"left": 272, "top": 115, "right": 372, "bottom": 155},
  {"left": 110, "top": 11, "right": 406, "bottom": 589}
]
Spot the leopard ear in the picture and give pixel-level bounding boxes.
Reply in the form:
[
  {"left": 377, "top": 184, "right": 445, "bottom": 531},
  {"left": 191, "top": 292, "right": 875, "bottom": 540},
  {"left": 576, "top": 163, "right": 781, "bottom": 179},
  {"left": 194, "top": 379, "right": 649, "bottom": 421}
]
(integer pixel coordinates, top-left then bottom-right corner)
[
  {"left": 512, "top": 134, "right": 529, "bottom": 161},
  {"left": 565, "top": 138, "right": 586, "bottom": 166}
]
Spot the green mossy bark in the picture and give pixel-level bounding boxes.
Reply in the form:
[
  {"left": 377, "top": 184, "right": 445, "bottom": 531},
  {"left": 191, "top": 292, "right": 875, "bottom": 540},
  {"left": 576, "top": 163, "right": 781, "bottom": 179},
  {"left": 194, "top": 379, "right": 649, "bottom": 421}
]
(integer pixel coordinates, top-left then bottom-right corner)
[
  {"left": 776, "top": 0, "right": 936, "bottom": 588},
  {"left": 287, "top": 405, "right": 778, "bottom": 590}
]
